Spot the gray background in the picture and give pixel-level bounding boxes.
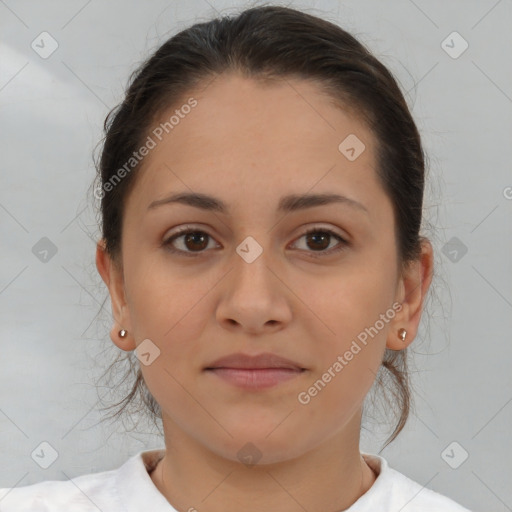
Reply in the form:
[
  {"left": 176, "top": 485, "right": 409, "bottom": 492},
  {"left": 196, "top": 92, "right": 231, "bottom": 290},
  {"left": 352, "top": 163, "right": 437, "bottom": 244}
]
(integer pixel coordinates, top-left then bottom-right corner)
[{"left": 1, "top": 1, "right": 511, "bottom": 510}]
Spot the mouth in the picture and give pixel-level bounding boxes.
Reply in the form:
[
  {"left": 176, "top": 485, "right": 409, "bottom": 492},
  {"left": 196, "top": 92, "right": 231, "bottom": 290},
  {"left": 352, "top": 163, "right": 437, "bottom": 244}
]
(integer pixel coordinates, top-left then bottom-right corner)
[{"left": 204, "top": 352, "right": 307, "bottom": 390}]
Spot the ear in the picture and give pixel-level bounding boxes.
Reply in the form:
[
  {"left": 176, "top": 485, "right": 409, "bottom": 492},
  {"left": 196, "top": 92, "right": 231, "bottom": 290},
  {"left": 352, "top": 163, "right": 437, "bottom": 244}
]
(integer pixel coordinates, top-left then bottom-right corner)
[
  {"left": 387, "top": 238, "right": 434, "bottom": 350},
  {"left": 95, "top": 239, "right": 136, "bottom": 351}
]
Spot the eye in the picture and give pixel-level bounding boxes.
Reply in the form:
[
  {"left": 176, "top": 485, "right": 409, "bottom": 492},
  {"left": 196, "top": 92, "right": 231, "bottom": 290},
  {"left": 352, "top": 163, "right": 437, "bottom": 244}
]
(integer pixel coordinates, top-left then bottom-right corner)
[
  {"left": 162, "top": 227, "right": 218, "bottom": 257},
  {"left": 162, "top": 226, "right": 348, "bottom": 258},
  {"left": 291, "top": 227, "right": 348, "bottom": 258}
]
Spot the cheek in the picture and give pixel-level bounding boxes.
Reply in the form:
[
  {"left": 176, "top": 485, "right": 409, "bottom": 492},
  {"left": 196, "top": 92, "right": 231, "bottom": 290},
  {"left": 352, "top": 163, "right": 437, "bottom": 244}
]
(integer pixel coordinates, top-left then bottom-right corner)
[
  {"left": 122, "top": 259, "right": 216, "bottom": 403},
  {"left": 301, "top": 257, "right": 395, "bottom": 379},
  {"left": 298, "top": 281, "right": 390, "bottom": 423},
  {"left": 308, "top": 263, "right": 395, "bottom": 332},
  {"left": 124, "top": 251, "right": 207, "bottom": 336}
]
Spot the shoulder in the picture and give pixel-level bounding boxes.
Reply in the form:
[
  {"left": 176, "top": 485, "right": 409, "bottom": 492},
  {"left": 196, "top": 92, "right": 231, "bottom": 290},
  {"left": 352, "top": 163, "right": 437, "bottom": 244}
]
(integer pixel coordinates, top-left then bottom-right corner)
[
  {"left": 0, "top": 466, "right": 120, "bottom": 511},
  {"left": 0, "top": 448, "right": 166, "bottom": 512},
  {"left": 360, "top": 453, "right": 473, "bottom": 511},
  {"left": 386, "top": 467, "right": 472, "bottom": 511}
]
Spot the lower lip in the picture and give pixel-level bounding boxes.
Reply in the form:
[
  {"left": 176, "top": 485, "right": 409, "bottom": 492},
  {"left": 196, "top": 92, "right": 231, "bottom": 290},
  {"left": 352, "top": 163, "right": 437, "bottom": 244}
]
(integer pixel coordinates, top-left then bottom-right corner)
[{"left": 205, "top": 368, "right": 304, "bottom": 390}]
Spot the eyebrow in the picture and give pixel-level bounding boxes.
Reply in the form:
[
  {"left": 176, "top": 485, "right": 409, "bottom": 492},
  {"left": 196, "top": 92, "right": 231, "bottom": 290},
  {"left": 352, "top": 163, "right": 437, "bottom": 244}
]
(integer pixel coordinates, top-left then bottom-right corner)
[{"left": 147, "top": 192, "right": 369, "bottom": 215}]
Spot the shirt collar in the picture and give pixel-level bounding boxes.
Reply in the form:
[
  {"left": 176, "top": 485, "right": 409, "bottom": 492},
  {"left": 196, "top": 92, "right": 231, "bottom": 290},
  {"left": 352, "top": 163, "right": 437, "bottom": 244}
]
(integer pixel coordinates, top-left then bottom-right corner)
[
  {"left": 349, "top": 452, "right": 391, "bottom": 510},
  {"left": 115, "top": 448, "right": 174, "bottom": 511}
]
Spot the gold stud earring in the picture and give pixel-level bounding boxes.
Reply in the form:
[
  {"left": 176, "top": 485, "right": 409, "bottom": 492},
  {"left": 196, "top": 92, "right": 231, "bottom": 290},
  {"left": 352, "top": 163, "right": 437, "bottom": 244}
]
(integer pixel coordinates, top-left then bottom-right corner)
[
  {"left": 398, "top": 328, "right": 407, "bottom": 342},
  {"left": 119, "top": 329, "right": 128, "bottom": 338}
]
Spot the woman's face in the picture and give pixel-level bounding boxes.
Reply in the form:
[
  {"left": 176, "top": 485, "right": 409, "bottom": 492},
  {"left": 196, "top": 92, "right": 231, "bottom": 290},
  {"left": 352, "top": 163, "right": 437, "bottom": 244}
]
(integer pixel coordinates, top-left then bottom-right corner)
[{"left": 98, "top": 73, "right": 428, "bottom": 464}]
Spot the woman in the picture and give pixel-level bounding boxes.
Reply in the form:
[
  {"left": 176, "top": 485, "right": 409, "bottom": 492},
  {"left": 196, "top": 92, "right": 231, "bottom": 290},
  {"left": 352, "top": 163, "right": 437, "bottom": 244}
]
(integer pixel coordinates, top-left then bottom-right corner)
[{"left": 0, "top": 5, "right": 472, "bottom": 511}]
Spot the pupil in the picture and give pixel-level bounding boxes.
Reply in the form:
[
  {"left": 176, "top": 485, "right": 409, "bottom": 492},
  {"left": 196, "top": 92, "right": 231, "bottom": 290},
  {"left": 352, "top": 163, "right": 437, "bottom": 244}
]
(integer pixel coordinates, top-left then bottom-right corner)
[
  {"left": 186, "top": 232, "right": 207, "bottom": 250},
  {"left": 308, "top": 232, "right": 329, "bottom": 250}
]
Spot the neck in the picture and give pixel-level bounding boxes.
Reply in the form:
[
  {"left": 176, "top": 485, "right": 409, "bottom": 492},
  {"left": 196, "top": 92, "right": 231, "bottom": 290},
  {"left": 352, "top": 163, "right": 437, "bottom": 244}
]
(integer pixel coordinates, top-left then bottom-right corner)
[{"left": 150, "top": 415, "right": 377, "bottom": 512}]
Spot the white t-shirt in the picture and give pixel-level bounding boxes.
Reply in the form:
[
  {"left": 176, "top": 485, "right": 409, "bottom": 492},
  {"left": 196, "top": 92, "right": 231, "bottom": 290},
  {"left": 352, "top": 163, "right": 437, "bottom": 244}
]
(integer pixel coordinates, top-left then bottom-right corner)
[{"left": 0, "top": 449, "right": 472, "bottom": 511}]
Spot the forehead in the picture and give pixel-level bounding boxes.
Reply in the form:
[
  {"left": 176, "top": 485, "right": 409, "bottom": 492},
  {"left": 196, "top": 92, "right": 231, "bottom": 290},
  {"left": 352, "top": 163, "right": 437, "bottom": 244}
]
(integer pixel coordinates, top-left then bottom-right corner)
[
  {"left": 126, "top": 72, "right": 386, "bottom": 221},
  {"left": 169, "top": 73, "right": 371, "bottom": 161}
]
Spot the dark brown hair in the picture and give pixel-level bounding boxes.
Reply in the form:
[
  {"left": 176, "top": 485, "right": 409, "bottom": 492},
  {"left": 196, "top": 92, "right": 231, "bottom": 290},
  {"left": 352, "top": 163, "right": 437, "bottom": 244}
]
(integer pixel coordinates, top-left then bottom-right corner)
[{"left": 92, "top": 4, "right": 432, "bottom": 450}]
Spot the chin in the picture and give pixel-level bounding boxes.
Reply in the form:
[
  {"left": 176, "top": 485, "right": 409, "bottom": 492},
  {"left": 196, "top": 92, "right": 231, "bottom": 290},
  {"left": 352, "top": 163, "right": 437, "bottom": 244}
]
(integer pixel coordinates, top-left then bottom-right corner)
[
  {"left": 214, "top": 437, "right": 308, "bottom": 467},
  {"left": 220, "top": 409, "right": 292, "bottom": 438},
  {"left": 204, "top": 423, "right": 311, "bottom": 466}
]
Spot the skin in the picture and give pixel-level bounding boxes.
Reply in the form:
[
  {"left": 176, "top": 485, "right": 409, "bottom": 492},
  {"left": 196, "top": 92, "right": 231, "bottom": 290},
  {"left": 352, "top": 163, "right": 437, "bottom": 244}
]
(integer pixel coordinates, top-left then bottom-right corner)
[{"left": 96, "top": 73, "right": 433, "bottom": 512}]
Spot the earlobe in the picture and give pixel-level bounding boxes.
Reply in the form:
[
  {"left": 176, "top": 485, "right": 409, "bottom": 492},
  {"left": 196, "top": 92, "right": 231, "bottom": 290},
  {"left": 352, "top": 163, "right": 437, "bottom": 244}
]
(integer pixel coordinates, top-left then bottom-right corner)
[
  {"left": 386, "top": 324, "right": 413, "bottom": 351},
  {"left": 387, "top": 239, "right": 434, "bottom": 351},
  {"left": 109, "top": 324, "right": 136, "bottom": 351}
]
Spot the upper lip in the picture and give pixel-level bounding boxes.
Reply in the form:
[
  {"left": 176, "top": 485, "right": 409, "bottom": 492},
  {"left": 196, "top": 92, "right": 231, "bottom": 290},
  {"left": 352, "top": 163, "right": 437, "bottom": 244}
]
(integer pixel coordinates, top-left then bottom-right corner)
[{"left": 205, "top": 352, "right": 305, "bottom": 371}]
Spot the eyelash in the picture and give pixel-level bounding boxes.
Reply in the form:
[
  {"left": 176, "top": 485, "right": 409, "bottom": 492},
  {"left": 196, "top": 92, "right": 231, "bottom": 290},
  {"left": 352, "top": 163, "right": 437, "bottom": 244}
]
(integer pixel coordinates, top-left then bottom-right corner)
[{"left": 162, "top": 226, "right": 349, "bottom": 259}]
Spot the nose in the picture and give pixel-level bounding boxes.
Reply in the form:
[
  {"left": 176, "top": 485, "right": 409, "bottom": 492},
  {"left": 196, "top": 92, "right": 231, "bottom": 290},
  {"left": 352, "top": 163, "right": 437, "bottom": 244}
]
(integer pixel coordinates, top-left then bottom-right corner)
[{"left": 215, "top": 242, "right": 292, "bottom": 334}]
